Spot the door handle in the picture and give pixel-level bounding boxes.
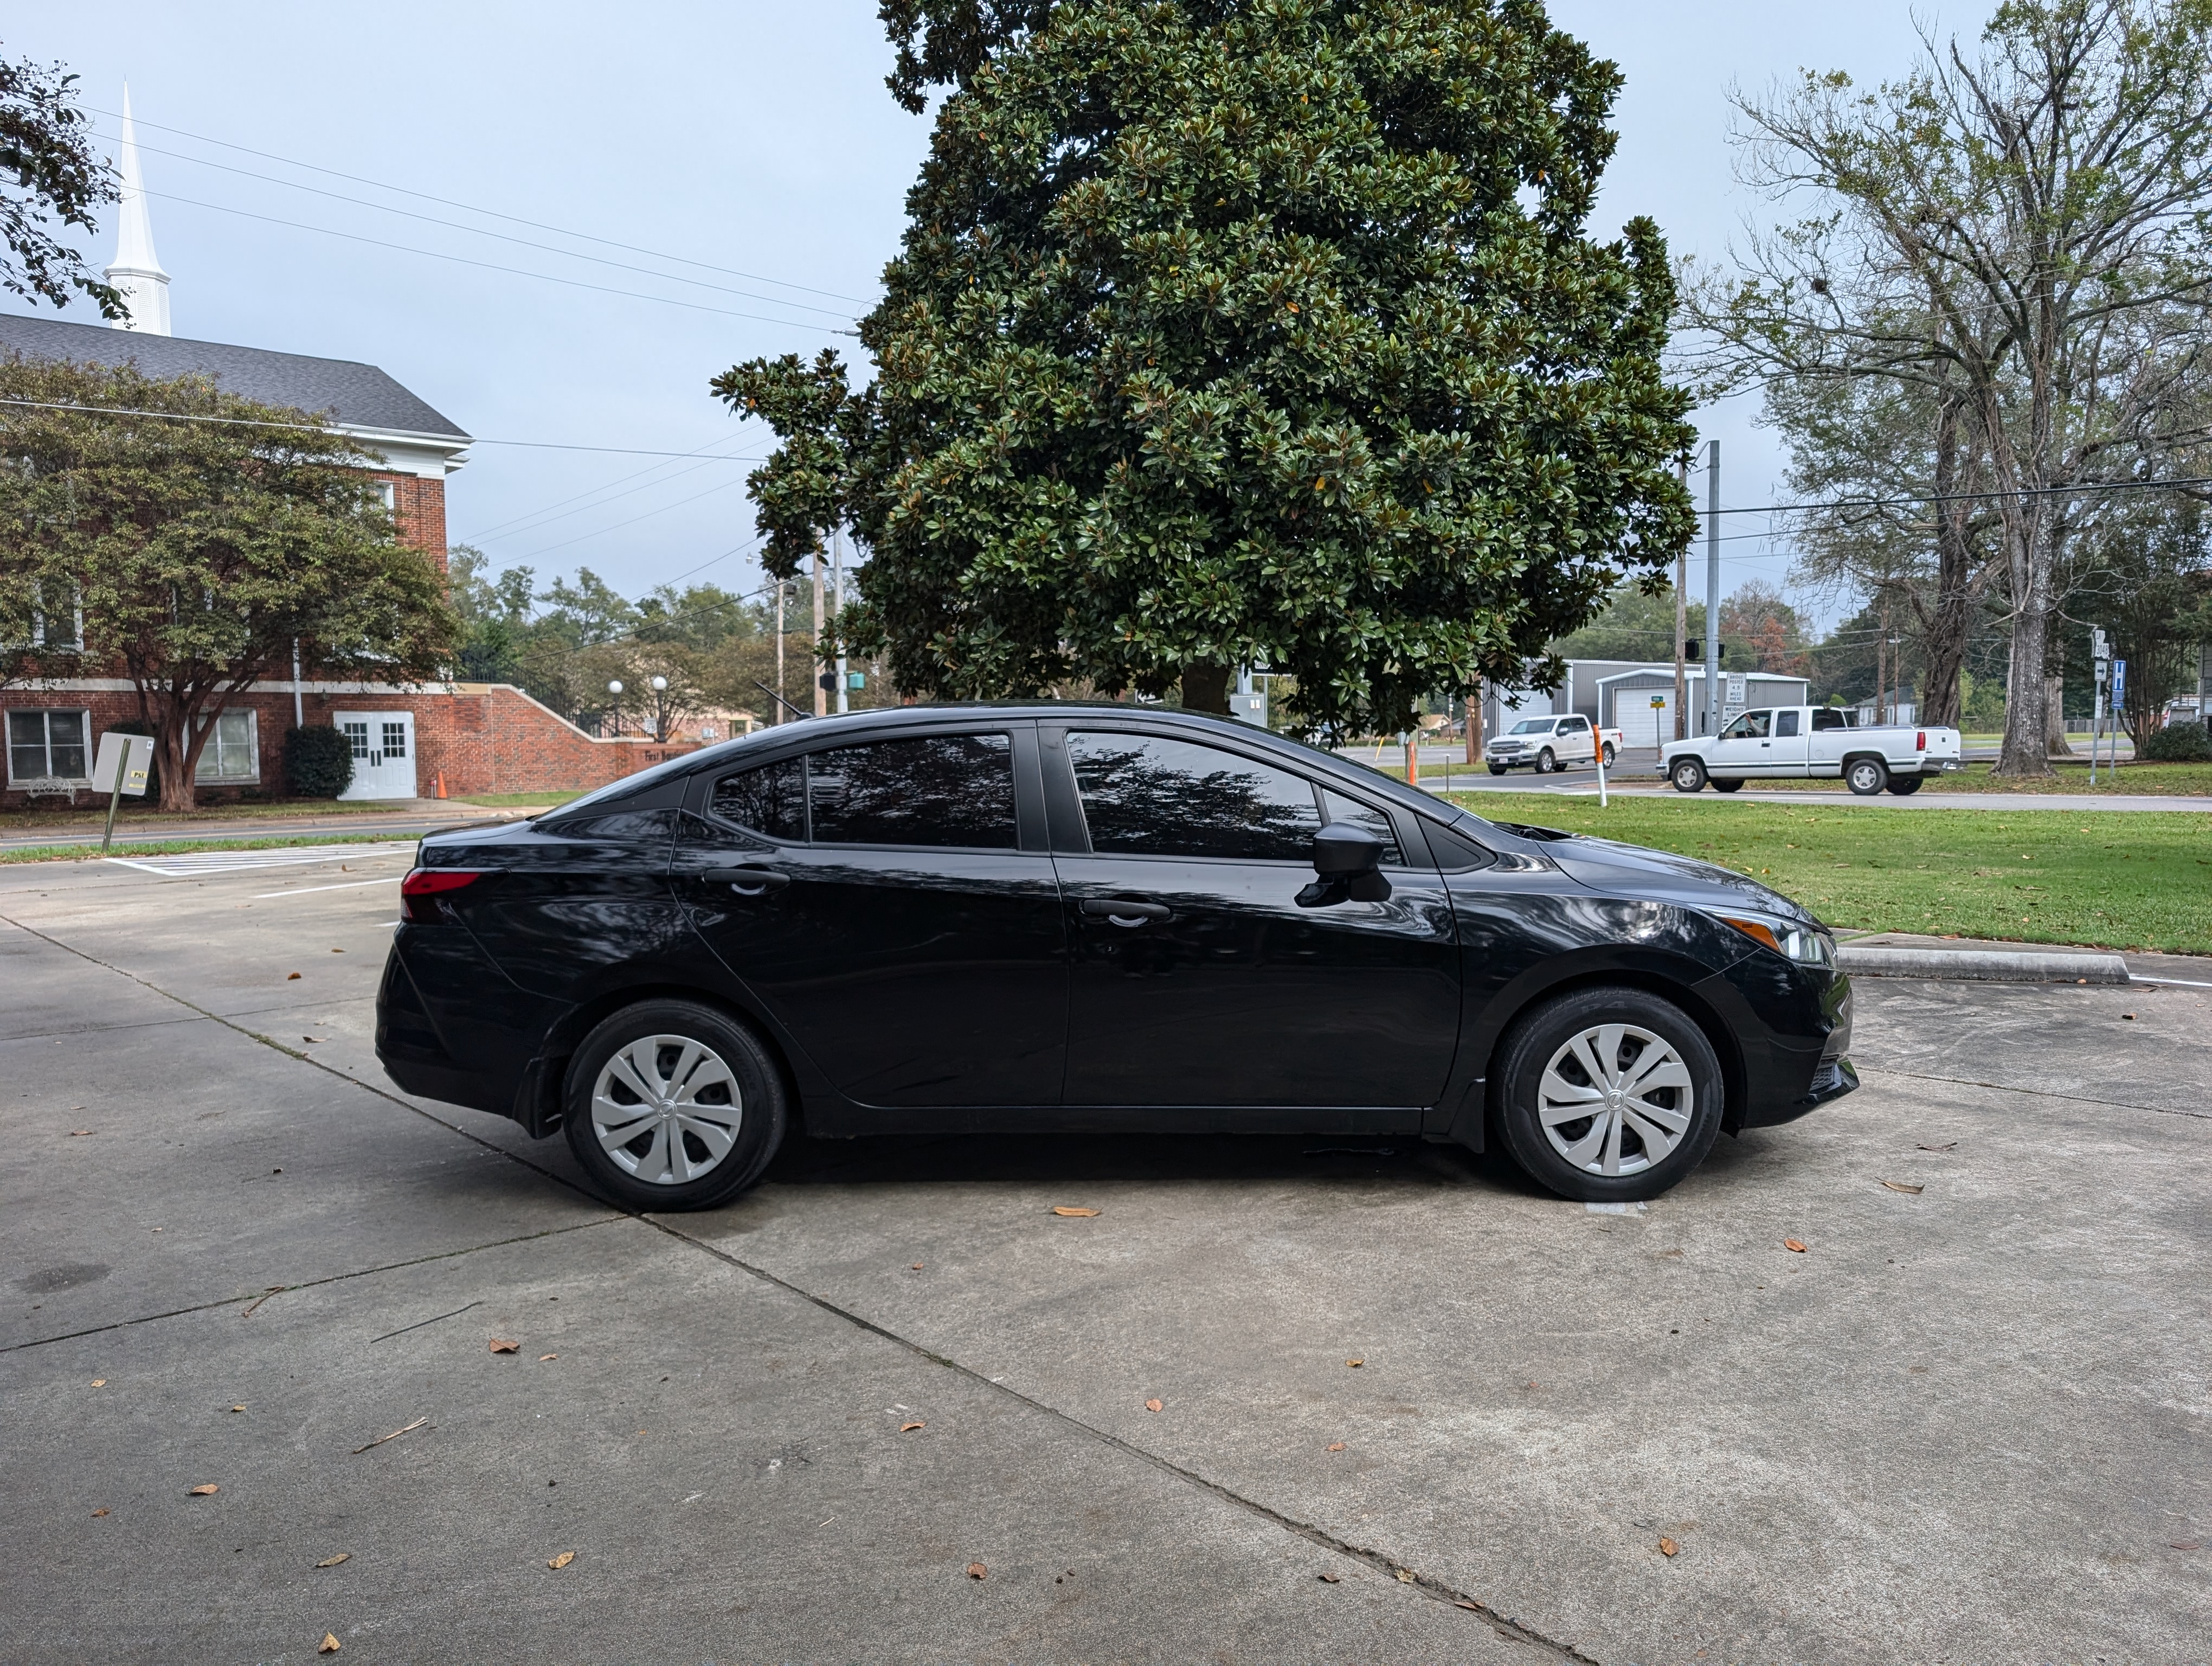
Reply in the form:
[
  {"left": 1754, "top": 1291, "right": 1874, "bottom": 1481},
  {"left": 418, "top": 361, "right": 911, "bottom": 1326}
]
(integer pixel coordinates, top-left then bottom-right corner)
[
  {"left": 702, "top": 866, "right": 790, "bottom": 895},
  {"left": 1082, "top": 897, "right": 1169, "bottom": 927}
]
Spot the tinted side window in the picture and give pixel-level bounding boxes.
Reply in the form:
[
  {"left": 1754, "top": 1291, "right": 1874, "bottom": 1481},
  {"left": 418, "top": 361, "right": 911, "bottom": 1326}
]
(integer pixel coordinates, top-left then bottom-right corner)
[
  {"left": 1068, "top": 732, "right": 1320, "bottom": 860},
  {"left": 712, "top": 755, "right": 806, "bottom": 840},
  {"left": 1775, "top": 709, "right": 1801, "bottom": 738},
  {"left": 809, "top": 733, "right": 1016, "bottom": 848},
  {"left": 1320, "top": 789, "right": 1401, "bottom": 866},
  {"left": 1811, "top": 708, "right": 1851, "bottom": 731}
]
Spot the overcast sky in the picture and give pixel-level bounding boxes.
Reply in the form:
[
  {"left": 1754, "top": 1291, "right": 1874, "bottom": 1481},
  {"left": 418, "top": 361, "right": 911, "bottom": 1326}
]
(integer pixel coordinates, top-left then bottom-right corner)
[{"left": 10, "top": 1, "right": 1992, "bottom": 631}]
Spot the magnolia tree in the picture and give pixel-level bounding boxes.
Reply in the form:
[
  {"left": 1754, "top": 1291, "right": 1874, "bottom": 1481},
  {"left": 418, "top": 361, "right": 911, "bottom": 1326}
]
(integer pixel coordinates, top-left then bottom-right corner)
[
  {"left": 0, "top": 358, "right": 455, "bottom": 809},
  {"left": 718, "top": 0, "right": 1694, "bottom": 730}
]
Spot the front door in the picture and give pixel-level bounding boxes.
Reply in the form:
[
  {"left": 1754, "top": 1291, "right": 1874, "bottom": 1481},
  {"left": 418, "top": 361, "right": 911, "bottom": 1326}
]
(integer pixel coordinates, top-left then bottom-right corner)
[
  {"left": 337, "top": 712, "right": 419, "bottom": 799},
  {"left": 1705, "top": 709, "right": 1773, "bottom": 778},
  {"left": 674, "top": 725, "right": 1068, "bottom": 1111},
  {"left": 1047, "top": 726, "right": 1460, "bottom": 1122}
]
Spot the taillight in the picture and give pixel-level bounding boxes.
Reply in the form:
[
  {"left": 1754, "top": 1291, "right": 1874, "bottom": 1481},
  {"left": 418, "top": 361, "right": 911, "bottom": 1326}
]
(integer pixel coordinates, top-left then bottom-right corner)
[
  {"left": 400, "top": 868, "right": 480, "bottom": 922},
  {"left": 1916, "top": 731, "right": 1927, "bottom": 751}
]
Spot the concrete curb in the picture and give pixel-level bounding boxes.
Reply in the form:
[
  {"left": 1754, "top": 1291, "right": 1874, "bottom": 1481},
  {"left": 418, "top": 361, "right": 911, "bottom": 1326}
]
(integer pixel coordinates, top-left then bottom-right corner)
[{"left": 1835, "top": 945, "right": 2131, "bottom": 984}]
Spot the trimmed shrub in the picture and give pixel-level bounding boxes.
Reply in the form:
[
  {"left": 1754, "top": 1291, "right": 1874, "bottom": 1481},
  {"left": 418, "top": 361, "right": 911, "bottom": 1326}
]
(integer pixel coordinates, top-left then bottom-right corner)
[
  {"left": 285, "top": 725, "right": 355, "bottom": 798},
  {"left": 2142, "top": 720, "right": 2212, "bottom": 762}
]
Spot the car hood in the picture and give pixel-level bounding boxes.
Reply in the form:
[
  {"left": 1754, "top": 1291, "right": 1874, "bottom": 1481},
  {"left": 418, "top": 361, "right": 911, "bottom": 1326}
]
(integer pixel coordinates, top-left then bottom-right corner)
[{"left": 1543, "top": 834, "right": 1819, "bottom": 924}]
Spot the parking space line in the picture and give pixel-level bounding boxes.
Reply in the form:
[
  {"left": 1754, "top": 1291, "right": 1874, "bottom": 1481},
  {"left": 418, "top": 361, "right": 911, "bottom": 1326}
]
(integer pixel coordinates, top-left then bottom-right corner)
[
  {"left": 106, "top": 842, "right": 415, "bottom": 879},
  {"left": 252, "top": 876, "right": 403, "bottom": 899}
]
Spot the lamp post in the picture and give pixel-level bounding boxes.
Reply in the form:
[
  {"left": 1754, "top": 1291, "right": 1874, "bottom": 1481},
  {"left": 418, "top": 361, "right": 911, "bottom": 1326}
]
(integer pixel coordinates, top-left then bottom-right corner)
[
  {"left": 607, "top": 678, "right": 623, "bottom": 738},
  {"left": 650, "top": 674, "right": 669, "bottom": 743}
]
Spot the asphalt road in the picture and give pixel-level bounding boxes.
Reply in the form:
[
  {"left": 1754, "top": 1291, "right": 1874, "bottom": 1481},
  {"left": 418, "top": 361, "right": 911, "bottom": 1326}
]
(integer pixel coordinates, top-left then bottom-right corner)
[{"left": 3, "top": 849, "right": 2207, "bottom": 1663}]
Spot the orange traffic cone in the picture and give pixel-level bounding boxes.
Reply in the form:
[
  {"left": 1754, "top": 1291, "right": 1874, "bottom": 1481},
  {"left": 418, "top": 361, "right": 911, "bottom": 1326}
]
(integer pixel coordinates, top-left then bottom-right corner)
[{"left": 434, "top": 772, "right": 447, "bottom": 799}]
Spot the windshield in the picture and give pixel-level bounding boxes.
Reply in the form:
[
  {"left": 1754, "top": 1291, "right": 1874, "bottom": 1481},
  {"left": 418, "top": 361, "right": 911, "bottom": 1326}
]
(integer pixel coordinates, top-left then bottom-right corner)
[{"left": 1508, "top": 718, "right": 1555, "bottom": 735}]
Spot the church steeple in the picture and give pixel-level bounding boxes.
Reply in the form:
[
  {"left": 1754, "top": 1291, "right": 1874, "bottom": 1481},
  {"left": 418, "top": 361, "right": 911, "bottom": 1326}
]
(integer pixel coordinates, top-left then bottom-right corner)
[{"left": 105, "top": 86, "right": 171, "bottom": 335}]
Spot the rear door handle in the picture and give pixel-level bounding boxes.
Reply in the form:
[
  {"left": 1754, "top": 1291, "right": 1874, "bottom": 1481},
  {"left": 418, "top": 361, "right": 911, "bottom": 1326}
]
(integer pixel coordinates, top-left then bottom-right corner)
[
  {"left": 1082, "top": 898, "right": 1169, "bottom": 926},
  {"left": 702, "top": 866, "right": 790, "bottom": 895}
]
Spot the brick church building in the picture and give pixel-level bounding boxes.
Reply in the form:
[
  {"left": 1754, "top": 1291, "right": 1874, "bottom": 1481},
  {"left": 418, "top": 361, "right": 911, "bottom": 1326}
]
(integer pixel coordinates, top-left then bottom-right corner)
[{"left": 1, "top": 94, "right": 692, "bottom": 808}]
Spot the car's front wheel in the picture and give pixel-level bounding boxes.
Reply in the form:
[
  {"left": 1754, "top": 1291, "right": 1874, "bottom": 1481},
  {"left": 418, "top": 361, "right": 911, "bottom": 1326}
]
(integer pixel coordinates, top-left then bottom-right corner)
[
  {"left": 562, "top": 1000, "right": 787, "bottom": 1210},
  {"left": 1493, "top": 987, "right": 1726, "bottom": 1202},
  {"left": 1535, "top": 748, "right": 1557, "bottom": 774},
  {"left": 1670, "top": 758, "right": 1707, "bottom": 792},
  {"left": 1488, "top": 764, "right": 1508, "bottom": 776}
]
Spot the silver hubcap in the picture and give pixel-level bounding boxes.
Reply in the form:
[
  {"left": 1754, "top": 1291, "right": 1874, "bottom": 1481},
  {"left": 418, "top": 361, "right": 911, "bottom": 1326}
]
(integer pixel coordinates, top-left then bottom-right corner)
[
  {"left": 1538, "top": 1023, "right": 1694, "bottom": 1177},
  {"left": 591, "top": 1034, "right": 742, "bottom": 1186}
]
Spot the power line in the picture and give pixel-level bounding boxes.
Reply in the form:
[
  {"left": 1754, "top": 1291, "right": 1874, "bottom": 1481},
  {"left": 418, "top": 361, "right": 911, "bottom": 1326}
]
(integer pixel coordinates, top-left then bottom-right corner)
[
  {"left": 460, "top": 438, "right": 763, "bottom": 544},
  {"left": 508, "top": 475, "right": 752, "bottom": 563},
  {"left": 1708, "top": 473, "right": 2212, "bottom": 517},
  {"left": 104, "top": 130, "right": 859, "bottom": 323},
  {"left": 145, "top": 190, "right": 859, "bottom": 336},
  {"left": 90, "top": 105, "right": 876, "bottom": 308},
  {"left": 0, "top": 395, "right": 764, "bottom": 459}
]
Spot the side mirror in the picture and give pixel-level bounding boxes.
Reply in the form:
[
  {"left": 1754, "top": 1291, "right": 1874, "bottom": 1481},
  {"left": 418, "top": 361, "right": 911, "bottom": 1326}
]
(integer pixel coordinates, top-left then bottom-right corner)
[{"left": 1298, "top": 823, "right": 1391, "bottom": 907}]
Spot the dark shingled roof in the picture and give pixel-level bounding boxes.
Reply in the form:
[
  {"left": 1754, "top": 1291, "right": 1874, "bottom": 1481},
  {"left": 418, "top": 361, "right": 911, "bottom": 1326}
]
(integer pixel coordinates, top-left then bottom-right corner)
[{"left": 0, "top": 312, "right": 469, "bottom": 441}]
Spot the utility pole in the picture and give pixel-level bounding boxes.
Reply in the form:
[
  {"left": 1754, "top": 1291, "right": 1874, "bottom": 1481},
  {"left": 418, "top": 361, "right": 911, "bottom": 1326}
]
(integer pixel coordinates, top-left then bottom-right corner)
[
  {"left": 774, "top": 580, "right": 786, "bottom": 724},
  {"left": 812, "top": 546, "right": 827, "bottom": 719},
  {"left": 1705, "top": 439, "right": 1721, "bottom": 735},
  {"left": 1876, "top": 593, "right": 1888, "bottom": 728},
  {"left": 1674, "top": 458, "right": 1688, "bottom": 742},
  {"left": 833, "top": 525, "right": 850, "bottom": 715}
]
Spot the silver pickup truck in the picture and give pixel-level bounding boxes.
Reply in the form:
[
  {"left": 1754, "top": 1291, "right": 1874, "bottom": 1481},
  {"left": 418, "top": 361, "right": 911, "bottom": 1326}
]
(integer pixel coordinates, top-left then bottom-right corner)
[{"left": 1662, "top": 706, "right": 1964, "bottom": 796}]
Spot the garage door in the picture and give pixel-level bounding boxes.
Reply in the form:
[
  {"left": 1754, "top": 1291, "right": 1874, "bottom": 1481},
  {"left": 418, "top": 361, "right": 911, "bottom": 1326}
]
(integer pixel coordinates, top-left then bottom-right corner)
[{"left": 1617, "top": 690, "right": 1671, "bottom": 748}]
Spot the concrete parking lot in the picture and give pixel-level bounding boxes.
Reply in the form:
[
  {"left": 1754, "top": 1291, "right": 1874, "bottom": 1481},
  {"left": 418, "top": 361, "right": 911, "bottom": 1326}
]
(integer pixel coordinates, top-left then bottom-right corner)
[{"left": 4, "top": 848, "right": 2208, "bottom": 1664}]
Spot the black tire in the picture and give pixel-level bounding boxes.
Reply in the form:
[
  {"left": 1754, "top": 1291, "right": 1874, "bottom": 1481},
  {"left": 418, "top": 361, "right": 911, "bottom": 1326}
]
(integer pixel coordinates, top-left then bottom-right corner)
[
  {"left": 562, "top": 999, "right": 787, "bottom": 1211},
  {"left": 1488, "top": 764, "right": 1508, "bottom": 777},
  {"left": 1670, "top": 758, "right": 1707, "bottom": 792},
  {"left": 1711, "top": 778, "right": 1743, "bottom": 793},
  {"left": 1602, "top": 742, "right": 1618, "bottom": 768},
  {"left": 1535, "top": 748, "right": 1557, "bottom": 774},
  {"left": 1493, "top": 986, "right": 1726, "bottom": 1203},
  {"left": 1846, "top": 756, "right": 1889, "bottom": 796},
  {"left": 1887, "top": 774, "right": 1924, "bottom": 796}
]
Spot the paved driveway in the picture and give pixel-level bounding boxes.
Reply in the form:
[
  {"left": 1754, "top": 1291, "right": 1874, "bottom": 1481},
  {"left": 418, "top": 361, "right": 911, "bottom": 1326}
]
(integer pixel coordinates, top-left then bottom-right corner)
[{"left": 3, "top": 849, "right": 2206, "bottom": 1663}]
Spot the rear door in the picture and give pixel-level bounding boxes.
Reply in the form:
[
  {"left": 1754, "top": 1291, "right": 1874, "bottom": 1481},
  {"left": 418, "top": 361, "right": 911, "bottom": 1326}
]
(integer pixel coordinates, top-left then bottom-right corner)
[
  {"left": 1045, "top": 724, "right": 1459, "bottom": 1123},
  {"left": 1766, "top": 708, "right": 1810, "bottom": 776},
  {"left": 674, "top": 723, "right": 1067, "bottom": 1110}
]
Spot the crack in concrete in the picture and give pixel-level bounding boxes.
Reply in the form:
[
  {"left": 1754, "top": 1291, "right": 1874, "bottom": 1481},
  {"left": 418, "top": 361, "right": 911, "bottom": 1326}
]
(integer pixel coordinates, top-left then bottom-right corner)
[
  {"left": 1855, "top": 1059, "right": 2209, "bottom": 1121},
  {"left": 1, "top": 904, "right": 1592, "bottom": 1660}
]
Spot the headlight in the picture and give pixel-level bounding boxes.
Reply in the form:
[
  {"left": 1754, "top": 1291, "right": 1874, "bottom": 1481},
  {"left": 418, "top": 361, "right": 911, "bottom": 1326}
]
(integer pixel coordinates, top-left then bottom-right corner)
[{"left": 1714, "top": 911, "right": 1834, "bottom": 966}]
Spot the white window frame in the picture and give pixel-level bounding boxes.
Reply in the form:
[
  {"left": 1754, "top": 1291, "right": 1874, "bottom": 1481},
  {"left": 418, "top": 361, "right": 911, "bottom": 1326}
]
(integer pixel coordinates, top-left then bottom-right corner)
[
  {"left": 7, "top": 707, "right": 94, "bottom": 783},
  {"left": 194, "top": 707, "right": 261, "bottom": 783},
  {"left": 25, "top": 581, "right": 85, "bottom": 652},
  {"left": 370, "top": 479, "right": 397, "bottom": 510}
]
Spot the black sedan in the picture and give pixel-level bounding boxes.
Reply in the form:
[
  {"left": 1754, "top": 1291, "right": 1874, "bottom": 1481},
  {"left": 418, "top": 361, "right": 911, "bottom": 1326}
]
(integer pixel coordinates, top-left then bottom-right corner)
[{"left": 377, "top": 704, "right": 1854, "bottom": 1209}]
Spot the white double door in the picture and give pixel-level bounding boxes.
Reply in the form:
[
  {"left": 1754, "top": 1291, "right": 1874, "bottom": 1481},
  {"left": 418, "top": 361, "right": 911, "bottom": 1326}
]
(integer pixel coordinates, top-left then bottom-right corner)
[{"left": 337, "top": 710, "right": 419, "bottom": 800}]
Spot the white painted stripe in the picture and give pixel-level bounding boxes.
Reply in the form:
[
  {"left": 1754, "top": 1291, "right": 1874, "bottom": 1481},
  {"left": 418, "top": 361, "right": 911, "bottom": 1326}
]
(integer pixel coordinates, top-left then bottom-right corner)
[
  {"left": 106, "top": 841, "right": 415, "bottom": 878},
  {"left": 252, "top": 876, "right": 404, "bottom": 899},
  {"left": 2128, "top": 975, "right": 2212, "bottom": 989}
]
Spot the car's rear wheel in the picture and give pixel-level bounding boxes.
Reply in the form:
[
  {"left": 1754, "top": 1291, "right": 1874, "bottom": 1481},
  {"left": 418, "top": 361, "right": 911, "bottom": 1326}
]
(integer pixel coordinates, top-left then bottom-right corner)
[
  {"left": 563, "top": 1000, "right": 787, "bottom": 1211},
  {"left": 1669, "top": 758, "right": 1707, "bottom": 793},
  {"left": 1602, "top": 742, "right": 1618, "bottom": 767},
  {"left": 1711, "top": 778, "right": 1742, "bottom": 792},
  {"left": 1535, "top": 748, "right": 1557, "bottom": 774},
  {"left": 1887, "top": 774, "right": 1924, "bottom": 795},
  {"left": 1493, "top": 987, "right": 1725, "bottom": 1202},
  {"left": 1846, "top": 757, "right": 1889, "bottom": 796}
]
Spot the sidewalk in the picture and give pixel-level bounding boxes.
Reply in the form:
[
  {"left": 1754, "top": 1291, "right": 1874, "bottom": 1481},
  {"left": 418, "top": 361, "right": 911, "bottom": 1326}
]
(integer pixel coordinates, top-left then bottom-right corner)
[{"left": 0, "top": 798, "right": 535, "bottom": 854}]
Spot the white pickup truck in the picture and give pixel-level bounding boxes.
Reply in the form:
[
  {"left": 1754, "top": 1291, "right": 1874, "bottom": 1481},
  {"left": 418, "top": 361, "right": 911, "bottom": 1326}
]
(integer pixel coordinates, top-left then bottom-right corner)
[
  {"left": 1662, "top": 706, "right": 1963, "bottom": 795},
  {"left": 1484, "top": 713, "right": 1625, "bottom": 774}
]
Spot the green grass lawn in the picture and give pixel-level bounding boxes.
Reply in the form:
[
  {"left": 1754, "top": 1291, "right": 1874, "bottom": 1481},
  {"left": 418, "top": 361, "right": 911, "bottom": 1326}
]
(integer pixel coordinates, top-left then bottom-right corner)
[
  {"left": 0, "top": 797, "right": 404, "bottom": 834},
  {"left": 456, "top": 792, "right": 583, "bottom": 809},
  {"left": 1443, "top": 791, "right": 2212, "bottom": 954},
  {"left": 0, "top": 830, "right": 420, "bottom": 867}
]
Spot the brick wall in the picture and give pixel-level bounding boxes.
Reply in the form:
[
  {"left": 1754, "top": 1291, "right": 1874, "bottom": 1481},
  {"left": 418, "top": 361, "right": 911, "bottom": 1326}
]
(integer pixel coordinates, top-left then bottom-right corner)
[
  {"left": 2, "top": 682, "right": 693, "bottom": 808},
  {"left": 375, "top": 472, "right": 447, "bottom": 572}
]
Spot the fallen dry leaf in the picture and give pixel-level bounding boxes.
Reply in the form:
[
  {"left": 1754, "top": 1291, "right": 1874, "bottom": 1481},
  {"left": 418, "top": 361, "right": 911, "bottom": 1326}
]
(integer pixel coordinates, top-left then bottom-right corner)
[
  {"left": 1346, "top": 1357, "right": 1365, "bottom": 1368},
  {"left": 899, "top": 1420, "right": 925, "bottom": 1432},
  {"left": 1050, "top": 1206, "right": 1100, "bottom": 1218},
  {"left": 91, "top": 1508, "right": 109, "bottom": 1518},
  {"left": 489, "top": 1338, "right": 520, "bottom": 1354},
  {"left": 1394, "top": 1568, "right": 1415, "bottom": 1584},
  {"left": 316, "top": 1553, "right": 350, "bottom": 1568},
  {"left": 301, "top": 1036, "right": 323, "bottom": 1045},
  {"left": 538, "top": 1354, "right": 557, "bottom": 1362},
  {"left": 1317, "top": 1572, "right": 1340, "bottom": 1584},
  {"left": 966, "top": 1561, "right": 988, "bottom": 1580},
  {"left": 1326, "top": 1442, "right": 1346, "bottom": 1452},
  {"left": 1783, "top": 1239, "right": 1809, "bottom": 1253},
  {"left": 318, "top": 1636, "right": 341, "bottom": 1655},
  {"left": 230, "top": 1404, "right": 246, "bottom": 1413},
  {"left": 2123, "top": 1013, "right": 2137, "bottom": 1021},
  {"left": 1455, "top": 1600, "right": 1483, "bottom": 1612},
  {"left": 547, "top": 1550, "right": 576, "bottom": 1570},
  {"left": 287, "top": 973, "right": 301, "bottom": 981},
  {"left": 1918, "top": 1142, "right": 1957, "bottom": 1152},
  {"left": 1658, "top": 1536, "right": 1680, "bottom": 1557},
  {"left": 1881, "top": 1180, "right": 1924, "bottom": 1195},
  {"left": 1145, "top": 1398, "right": 1163, "bottom": 1413},
  {"left": 188, "top": 1484, "right": 219, "bottom": 1496},
  {"left": 68, "top": 1130, "right": 93, "bottom": 1137},
  {"left": 89, "top": 1379, "right": 105, "bottom": 1388},
  {"left": 911, "top": 1262, "right": 924, "bottom": 1269}
]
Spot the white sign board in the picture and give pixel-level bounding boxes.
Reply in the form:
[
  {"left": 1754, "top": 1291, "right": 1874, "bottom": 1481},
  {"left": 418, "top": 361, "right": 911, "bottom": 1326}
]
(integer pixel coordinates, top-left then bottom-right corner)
[{"left": 91, "top": 732, "right": 155, "bottom": 797}]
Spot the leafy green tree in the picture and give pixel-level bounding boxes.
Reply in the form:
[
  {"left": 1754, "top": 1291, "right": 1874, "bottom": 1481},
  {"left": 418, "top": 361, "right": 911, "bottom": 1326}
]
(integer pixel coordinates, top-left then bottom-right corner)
[
  {"left": 0, "top": 357, "right": 455, "bottom": 809},
  {"left": 447, "top": 544, "right": 536, "bottom": 683},
  {"left": 721, "top": 0, "right": 1693, "bottom": 729},
  {"left": 1, "top": 46, "right": 120, "bottom": 315}
]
